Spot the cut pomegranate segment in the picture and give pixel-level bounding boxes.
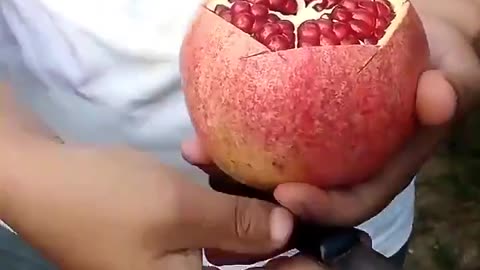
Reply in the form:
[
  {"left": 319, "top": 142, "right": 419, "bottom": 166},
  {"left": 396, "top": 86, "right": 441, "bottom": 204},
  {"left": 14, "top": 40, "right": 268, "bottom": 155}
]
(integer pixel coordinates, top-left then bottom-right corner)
[{"left": 206, "top": 0, "right": 399, "bottom": 51}]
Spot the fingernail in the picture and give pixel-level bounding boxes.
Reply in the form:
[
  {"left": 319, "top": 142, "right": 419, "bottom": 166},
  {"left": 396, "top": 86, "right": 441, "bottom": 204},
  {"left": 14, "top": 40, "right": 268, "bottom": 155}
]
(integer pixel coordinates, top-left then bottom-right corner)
[
  {"left": 181, "top": 137, "right": 211, "bottom": 164},
  {"left": 270, "top": 207, "right": 293, "bottom": 246}
]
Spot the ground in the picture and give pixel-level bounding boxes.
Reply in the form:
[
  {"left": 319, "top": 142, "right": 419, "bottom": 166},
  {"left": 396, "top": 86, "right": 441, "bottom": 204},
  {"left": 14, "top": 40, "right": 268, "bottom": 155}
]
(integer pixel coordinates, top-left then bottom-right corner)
[{"left": 405, "top": 111, "right": 480, "bottom": 270}]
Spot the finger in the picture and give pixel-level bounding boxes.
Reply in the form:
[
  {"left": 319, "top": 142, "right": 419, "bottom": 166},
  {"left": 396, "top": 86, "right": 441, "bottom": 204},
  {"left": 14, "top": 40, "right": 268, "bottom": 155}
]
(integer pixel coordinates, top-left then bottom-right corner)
[
  {"left": 416, "top": 70, "right": 457, "bottom": 126},
  {"left": 203, "top": 175, "right": 291, "bottom": 267},
  {"left": 274, "top": 124, "right": 451, "bottom": 226},
  {"left": 181, "top": 137, "right": 221, "bottom": 176},
  {"left": 167, "top": 181, "right": 294, "bottom": 256},
  {"left": 181, "top": 136, "right": 212, "bottom": 165},
  {"left": 264, "top": 255, "right": 329, "bottom": 270}
]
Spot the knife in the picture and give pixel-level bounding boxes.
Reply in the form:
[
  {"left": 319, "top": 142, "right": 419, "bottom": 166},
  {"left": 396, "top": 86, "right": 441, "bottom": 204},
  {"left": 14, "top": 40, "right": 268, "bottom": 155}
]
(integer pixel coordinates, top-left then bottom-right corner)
[{"left": 208, "top": 173, "right": 402, "bottom": 270}]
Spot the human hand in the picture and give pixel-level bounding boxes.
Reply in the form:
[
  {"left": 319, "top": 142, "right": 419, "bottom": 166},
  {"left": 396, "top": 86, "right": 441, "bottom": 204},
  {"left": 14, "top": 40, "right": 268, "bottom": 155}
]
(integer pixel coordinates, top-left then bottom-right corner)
[
  {"left": 267, "top": 0, "right": 480, "bottom": 227},
  {"left": 1, "top": 143, "right": 294, "bottom": 270}
]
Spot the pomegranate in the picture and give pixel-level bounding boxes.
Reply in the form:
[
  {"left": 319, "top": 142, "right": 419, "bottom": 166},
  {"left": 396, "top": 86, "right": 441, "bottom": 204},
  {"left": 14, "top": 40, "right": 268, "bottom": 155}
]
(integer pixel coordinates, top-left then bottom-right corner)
[{"left": 181, "top": 0, "right": 429, "bottom": 190}]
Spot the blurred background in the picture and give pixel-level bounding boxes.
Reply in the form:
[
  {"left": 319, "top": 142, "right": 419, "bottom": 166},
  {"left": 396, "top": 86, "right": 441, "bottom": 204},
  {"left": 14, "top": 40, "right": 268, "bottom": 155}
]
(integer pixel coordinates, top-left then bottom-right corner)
[{"left": 405, "top": 109, "right": 480, "bottom": 270}]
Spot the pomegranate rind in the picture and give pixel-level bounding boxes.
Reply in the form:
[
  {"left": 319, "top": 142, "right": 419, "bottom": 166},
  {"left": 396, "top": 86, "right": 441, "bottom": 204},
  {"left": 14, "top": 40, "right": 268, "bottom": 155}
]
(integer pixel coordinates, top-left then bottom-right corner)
[{"left": 181, "top": 4, "right": 429, "bottom": 190}]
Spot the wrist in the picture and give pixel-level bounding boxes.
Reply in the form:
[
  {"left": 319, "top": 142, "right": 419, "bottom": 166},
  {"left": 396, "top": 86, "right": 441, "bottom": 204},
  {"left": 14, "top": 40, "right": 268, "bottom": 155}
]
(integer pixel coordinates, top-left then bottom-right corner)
[
  {"left": 0, "top": 127, "right": 60, "bottom": 222},
  {"left": 0, "top": 83, "right": 64, "bottom": 230}
]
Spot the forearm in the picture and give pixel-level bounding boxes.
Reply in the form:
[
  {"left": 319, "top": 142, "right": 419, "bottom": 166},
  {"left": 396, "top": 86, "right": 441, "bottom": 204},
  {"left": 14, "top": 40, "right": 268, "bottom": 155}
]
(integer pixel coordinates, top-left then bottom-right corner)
[
  {"left": 0, "top": 83, "right": 61, "bottom": 219},
  {"left": 412, "top": 0, "right": 480, "bottom": 42}
]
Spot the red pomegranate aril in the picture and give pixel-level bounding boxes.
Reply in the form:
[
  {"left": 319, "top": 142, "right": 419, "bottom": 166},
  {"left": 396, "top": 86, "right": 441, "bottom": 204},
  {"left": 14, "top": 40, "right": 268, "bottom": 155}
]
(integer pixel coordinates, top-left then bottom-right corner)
[
  {"left": 280, "top": 0, "right": 298, "bottom": 15},
  {"left": 351, "top": 9, "right": 376, "bottom": 27},
  {"left": 210, "top": 0, "right": 397, "bottom": 51},
  {"left": 252, "top": 17, "right": 268, "bottom": 33},
  {"left": 375, "top": 17, "right": 389, "bottom": 31},
  {"left": 316, "top": 19, "right": 334, "bottom": 32},
  {"left": 269, "top": 0, "right": 297, "bottom": 15},
  {"left": 349, "top": 19, "right": 373, "bottom": 39},
  {"left": 358, "top": 1, "right": 378, "bottom": 16},
  {"left": 219, "top": 10, "right": 233, "bottom": 22},
  {"left": 364, "top": 36, "right": 379, "bottom": 45},
  {"left": 266, "top": 34, "right": 291, "bottom": 51},
  {"left": 214, "top": 5, "right": 229, "bottom": 15},
  {"left": 374, "top": 29, "right": 385, "bottom": 39},
  {"left": 267, "top": 14, "right": 280, "bottom": 22},
  {"left": 269, "top": 0, "right": 286, "bottom": 9},
  {"left": 313, "top": 3, "right": 325, "bottom": 12},
  {"left": 232, "top": 13, "right": 255, "bottom": 33},
  {"left": 284, "top": 31, "right": 296, "bottom": 44},
  {"left": 333, "top": 22, "right": 352, "bottom": 40},
  {"left": 340, "top": 35, "right": 360, "bottom": 44},
  {"left": 298, "top": 22, "right": 321, "bottom": 42},
  {"left": 376, "top": 0, "right": 393, "bottom": 9},
  {"left": 278, "top": 20, "right": 295, "bottom": 32},
  {"left": 376, "top": 2, "right": 392, "bottom": 18},
  {"left": 231, "top": 1, "right": 252, "bottom": 14},
  {"left": 256, "top": 23, "right": 282, "bottom": 42},
  {"left": 250, "top": 0, "right": 270, "bottom": 5},
  {"left": 340, "top": 0, "right": 358, "bottom": 10},
  {"left": 319, "top": 32, "right": 340, "bottom": 45},
  {"left": 251, "top": 4, "right": 269, "bottom": 17},
  {"left": 331, "top": 7, "right": 352, "bottom": 22},
  {"left": 325, "top": 0, "right": 340, "bottom": 9}
]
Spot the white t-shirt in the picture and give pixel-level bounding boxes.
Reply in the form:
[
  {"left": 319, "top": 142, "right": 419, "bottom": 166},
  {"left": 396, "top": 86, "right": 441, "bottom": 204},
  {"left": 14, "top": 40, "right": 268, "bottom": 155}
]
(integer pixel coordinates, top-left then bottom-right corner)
[{"left": 0, "top": 0, "right": 415, "bottom": 268}]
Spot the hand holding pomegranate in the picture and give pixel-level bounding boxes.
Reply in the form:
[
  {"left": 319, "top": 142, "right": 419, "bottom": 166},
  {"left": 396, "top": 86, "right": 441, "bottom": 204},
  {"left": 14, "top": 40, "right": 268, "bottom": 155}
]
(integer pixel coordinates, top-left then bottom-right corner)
[
  {"left": 181, "top": 0, "right": 479, "bottom": 225},
  {"left": 181, "top": 0, "right": 478, "bottom": 268},
  {"left": 270, "top": 0, "right": 480, "bottom": 226}
]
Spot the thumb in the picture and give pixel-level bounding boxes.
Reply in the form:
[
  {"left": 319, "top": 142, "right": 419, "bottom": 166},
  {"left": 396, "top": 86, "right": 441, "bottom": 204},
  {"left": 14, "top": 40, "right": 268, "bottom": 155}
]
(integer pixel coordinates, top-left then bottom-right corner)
[
  {"left": 168, "top": 181, "right": 294, "bottom": 255},
  {"left": 181, "top": 137, "right": 212, "bottom": 165},
  {"left": 416, "top": 70, "right": 457, "bottom": 126}
]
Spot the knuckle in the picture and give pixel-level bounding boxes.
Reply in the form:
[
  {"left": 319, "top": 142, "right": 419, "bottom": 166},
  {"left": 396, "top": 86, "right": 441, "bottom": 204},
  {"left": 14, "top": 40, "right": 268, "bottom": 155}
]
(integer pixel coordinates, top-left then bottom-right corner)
[{"left": 233, "top": 197, "right": 257, "bottom": 240}]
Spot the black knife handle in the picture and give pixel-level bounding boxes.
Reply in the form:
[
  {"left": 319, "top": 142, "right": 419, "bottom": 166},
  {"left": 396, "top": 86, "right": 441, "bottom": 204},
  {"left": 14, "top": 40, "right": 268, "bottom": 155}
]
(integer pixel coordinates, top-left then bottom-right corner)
[{"left": 331, "top": 242, "right": 402, "bottom": 270}]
